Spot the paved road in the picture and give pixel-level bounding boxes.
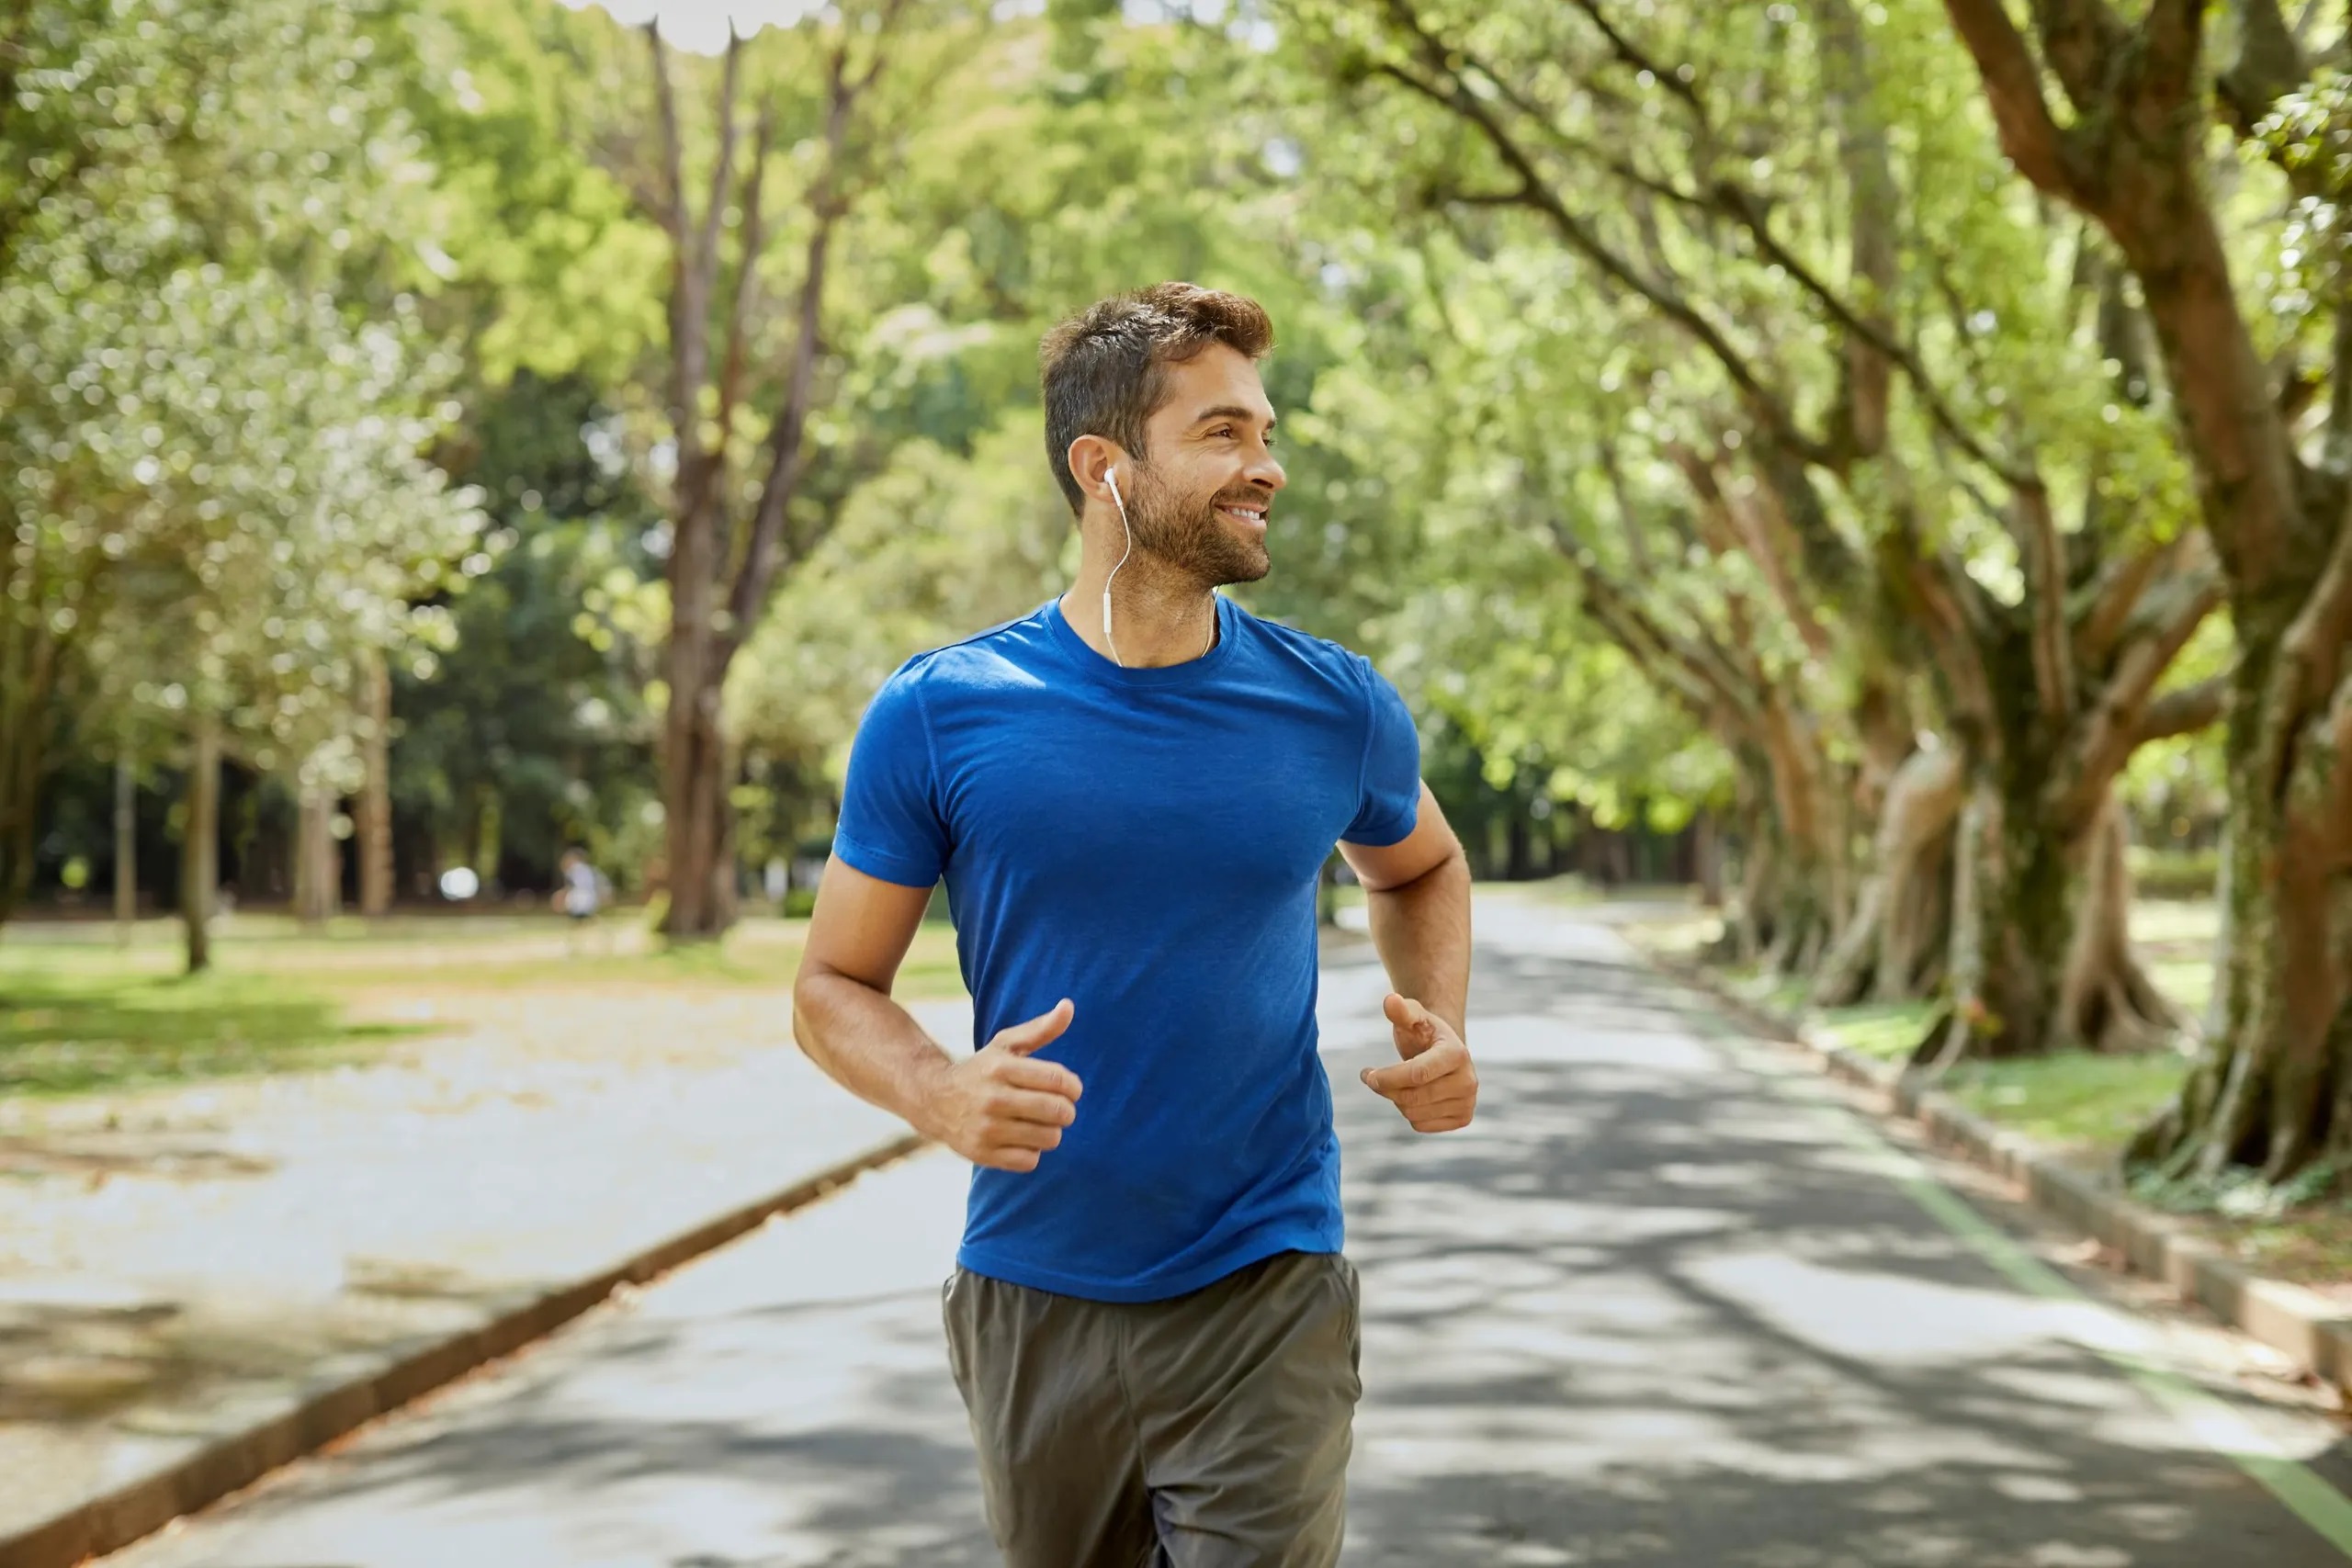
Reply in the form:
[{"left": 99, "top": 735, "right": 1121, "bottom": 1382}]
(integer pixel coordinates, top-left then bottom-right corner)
[{"left": 107, "top": 897, "right": 2352, "bottom": 1566}]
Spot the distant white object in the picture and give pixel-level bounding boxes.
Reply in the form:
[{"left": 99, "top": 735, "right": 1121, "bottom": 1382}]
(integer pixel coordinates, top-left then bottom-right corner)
[
  {"left": 439, "top": 866, "right": 481, "bottom": 901},
  {"left": 561, "top": 856, "right": 603, "bottom": 918}
]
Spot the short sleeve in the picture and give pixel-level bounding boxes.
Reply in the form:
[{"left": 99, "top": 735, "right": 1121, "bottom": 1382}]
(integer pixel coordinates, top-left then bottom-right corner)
[
  {"left": 831, "top": 666, "right": 950, "bottom": 887},
  {"left": 1344, "top": 660, "right": 1420, "bottom": 846}
]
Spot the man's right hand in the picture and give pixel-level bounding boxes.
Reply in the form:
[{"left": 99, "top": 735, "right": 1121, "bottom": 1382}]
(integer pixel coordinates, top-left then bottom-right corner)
[{"left": 922, "top": 998, "right": 1083, "bottom": 1172}]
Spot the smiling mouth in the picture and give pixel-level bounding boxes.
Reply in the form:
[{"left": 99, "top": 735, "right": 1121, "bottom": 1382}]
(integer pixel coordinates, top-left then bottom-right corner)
[{"left": 1216, "top": 499, "right": 1271, "bottom": 528}]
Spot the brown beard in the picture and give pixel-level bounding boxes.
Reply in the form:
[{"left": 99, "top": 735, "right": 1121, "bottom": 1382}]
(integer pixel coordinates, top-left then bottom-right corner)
[{"left": 1121, "top": 466, "right": 1272, "bottom": 587}]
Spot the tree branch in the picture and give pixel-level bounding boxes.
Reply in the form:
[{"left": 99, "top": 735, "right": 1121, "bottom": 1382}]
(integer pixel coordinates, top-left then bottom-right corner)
[
  {"left": 1939, "top": 0, "right": 2089, "bottom": 199},
  {"left": 1820, "top": 0, "right": 1897, "bottom": 460},
  {"left": 1667, "top": 442, "right": 1837, "bottom": 660},
  {"left": 693, "top": 29, "right": 746, "bottom": 344},
  {"left": 1436, "top": 5, "right": 2023, "bottom": 487},
  {"left": 2061, "top": 567, "right": 2224, "bottom": 818},
  {"left": 1374, "top": 59, "right": 1823, "bottom": 463},
  {"left": 714, "top": 103, "right": 776, "bottom": 457},
  {"left": 2273, "top": 490, "right": 2352, "bottom": 724},
  {"left": 1713, "top": 182, "right": 2037, "bottom": 485},
  {"left": 1544, "top": 513, "right": 1761, "bottom": 727},
  {"left": 2014, "top": 479, "right": 2077, "bottom": 719},
  {"left": 1558, "top": 0, "right": 1710, "bottom": 123},
  {"left": 2073, "top": 535, "right": 2174, "bottom": 671},
  {"left": 2130, "top": 673, "right": 2230, "bottom": 745},
  {"left": 647, "top": 24, "right": 701, "bottom": 451},
  {"left": 723, "top": 20, "right": 877, "bottom": 649}
]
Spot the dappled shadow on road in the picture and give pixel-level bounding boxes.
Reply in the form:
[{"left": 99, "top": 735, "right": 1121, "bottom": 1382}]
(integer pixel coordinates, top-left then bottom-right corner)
[
  {"left": 322, "top": 1291, "right": 995, "bottom": 1568},
  {"left": 1326, "top": 917, "right": 2349, "bottom": 1567},
  {"left": 105, "top": 1159, "right": 999, "bottom": 1568}
]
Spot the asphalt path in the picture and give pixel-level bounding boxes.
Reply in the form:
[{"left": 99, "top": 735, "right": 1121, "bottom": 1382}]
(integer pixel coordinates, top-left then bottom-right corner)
[{"left": 105, "top": 894, "right": 2352, "bottom": 1566}]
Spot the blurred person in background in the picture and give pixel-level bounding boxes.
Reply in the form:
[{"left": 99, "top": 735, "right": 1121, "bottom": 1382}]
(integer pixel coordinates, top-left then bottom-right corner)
[
  {"left": 792, "top": 284, "right": 1476, "bottom": 1567},
  {"left": 554, "top": 846, "right": 608, "bottom": 953}
]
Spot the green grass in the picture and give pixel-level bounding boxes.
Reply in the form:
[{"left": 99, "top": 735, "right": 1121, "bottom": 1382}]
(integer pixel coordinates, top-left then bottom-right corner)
[
  {"left": 3, "top": 915, "right": 967, "bottom": 993},
  {"left": 1815, "top": 999, "right": 1937, "bottom": 1062},
  {"left": 0, "top": 914, "right": 967, "bottom": 1100},
  {"left": 2128, "top": 897, "right": 2221, "bottom": 953},
  {"left": 0, "top": 965, "right": 424, "bottom": 1098},
  {"left": 1941, "top": 1054, "right": 2187, "bottom": 1159}
]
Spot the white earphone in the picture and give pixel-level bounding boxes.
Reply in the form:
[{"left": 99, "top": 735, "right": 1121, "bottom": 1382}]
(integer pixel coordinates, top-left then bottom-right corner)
[{"left": 1102, "top": 466, "right": 1133, "bottom": 667}]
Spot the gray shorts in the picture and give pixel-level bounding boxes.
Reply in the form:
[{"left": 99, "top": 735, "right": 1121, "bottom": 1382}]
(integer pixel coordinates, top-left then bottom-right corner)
[{"left": 943, "top": 1249, "right": 1363, "bottom": 1568}]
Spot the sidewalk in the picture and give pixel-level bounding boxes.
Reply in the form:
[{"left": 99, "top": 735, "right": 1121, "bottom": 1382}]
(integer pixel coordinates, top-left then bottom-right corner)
[{"left": 0, "top": 977, "right": 966, "bottom": 1567}]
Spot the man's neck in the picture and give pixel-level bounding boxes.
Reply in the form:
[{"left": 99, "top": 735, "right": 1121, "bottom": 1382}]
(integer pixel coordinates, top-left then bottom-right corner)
[{"left": 1062, "top": 554, "right": 1218, "bottom": 670}]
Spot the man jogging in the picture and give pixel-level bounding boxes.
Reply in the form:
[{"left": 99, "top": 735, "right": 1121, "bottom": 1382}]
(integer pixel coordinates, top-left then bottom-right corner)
[{"left": 791, "top": 282, "right": 1476, "bottom": 1567}]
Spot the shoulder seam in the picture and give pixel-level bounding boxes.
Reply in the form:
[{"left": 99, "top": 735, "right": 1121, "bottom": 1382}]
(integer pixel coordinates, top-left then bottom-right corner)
[{"left": 1351, "top": 652, "right": 1377, "bottom": 825}]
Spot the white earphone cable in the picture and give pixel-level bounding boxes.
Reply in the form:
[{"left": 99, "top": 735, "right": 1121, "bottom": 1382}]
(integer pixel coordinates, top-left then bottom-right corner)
[
  {"left": 1102, "top": 467, "right": 1216, "bottom": 670},
  {"left": 1103, "top": 468, "right": 1134, "bottom": 669}
]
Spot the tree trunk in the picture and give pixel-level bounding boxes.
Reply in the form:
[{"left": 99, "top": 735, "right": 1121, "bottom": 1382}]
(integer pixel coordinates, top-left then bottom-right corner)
[
  {"left": 661, "top": 624, "right": 738, "bottom": 937},
  {"left": 1732, "top": 808, "right": 1773, "bottom": 965},
  {"left": 115, "top": 739, "right": 136, "bottom": 942},
  {"left": 1736, "top": 790, "right": 1836, "bottom": 976},
  {"left": 1938, "top": 0, "right": 2352, "bottom": 1183},
  {"left": 182, "top": 714, "right": 220, "bottom": 975},
  {"left": 294, "top": 782, "right": 339, "bottom": 927},
  {"left": 2133, "top": 611, "right": 2352, "bottom": 1183},
  {"left": 1920, "top": 774, "right": 2175, "bottom": 1068},
  {"left": 358, "top": 652, "right": 392, "bottom": 917},
  {"left": 1695, "top": 810, "right": 1724, "bottom": 908},
  {"left": 1815, "top": 746, "right": 1962, "bottom": 1006},
  {"left": 0, "top": 617, "right": 60, "bottom": 928},
  {"left": 465, "top": 784, "right": 502, "bottom": 893}
]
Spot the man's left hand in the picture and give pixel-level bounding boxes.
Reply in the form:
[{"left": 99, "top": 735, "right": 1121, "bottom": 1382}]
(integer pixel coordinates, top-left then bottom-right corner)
[{"left": 1360, "top": 993, "right": 1476, "bottom": 1133}]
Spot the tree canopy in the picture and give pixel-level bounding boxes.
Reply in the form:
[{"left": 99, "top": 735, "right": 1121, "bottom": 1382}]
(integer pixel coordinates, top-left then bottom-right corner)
[{"left": 8, "top": 0, "right": 2344, "bottom": 1190}]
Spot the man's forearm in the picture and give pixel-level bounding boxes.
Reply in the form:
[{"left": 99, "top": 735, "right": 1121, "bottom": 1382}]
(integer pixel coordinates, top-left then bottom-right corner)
[
  {"left": 1363, "top": 848, "right": 1471, "bottom": 1040},
  {"left": 791, "top": 970, "right": 958, "bottom": 1141}
]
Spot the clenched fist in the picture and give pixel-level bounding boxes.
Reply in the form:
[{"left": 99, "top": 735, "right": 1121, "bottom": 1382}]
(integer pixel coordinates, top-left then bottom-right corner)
[
  {"left": 1360, "top": 993, "right": 1476, "bottom": 1133},
  {"left": 922, "top": 998, "right": 1084, "bottom": 1172}
]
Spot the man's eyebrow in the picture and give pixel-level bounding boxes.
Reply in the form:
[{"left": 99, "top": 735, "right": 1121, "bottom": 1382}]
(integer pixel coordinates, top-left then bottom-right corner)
[{"left": 1189, "top": 404, "right": 1276, "bottom": 429}]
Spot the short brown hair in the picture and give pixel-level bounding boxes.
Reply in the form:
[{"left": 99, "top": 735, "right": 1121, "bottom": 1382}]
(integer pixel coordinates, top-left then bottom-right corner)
[{"left": 1039, "top": 283, "right": 1275, "bottom": 514}]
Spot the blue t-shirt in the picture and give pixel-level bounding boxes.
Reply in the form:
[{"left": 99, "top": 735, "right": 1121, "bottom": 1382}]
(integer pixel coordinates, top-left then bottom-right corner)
[{"left": 832, "top": 593, "right": 1420, "bottom": 1303}]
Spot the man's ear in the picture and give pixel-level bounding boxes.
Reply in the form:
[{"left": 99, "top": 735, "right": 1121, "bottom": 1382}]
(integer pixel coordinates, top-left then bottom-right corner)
[{"left": 1066, "top": 434, "right": 1125, "bottom": 505}]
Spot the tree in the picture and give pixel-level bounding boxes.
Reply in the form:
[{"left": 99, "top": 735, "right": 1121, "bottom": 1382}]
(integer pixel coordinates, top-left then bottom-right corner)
[
  {"left": 0, "top": 0, "right": 483, "bottom": 947},
  {"left": 1288, "top": 0, "right": 2222, "bottom": 1055},
  {"left": 1938, "top": 0, "right": 2352, "bottom": 1179},
  {"left": 389, "top": 371, "right": 663, "bottom": 899},
  {"left": 583, "top": 5, "right": 942, "bottom": 936}
]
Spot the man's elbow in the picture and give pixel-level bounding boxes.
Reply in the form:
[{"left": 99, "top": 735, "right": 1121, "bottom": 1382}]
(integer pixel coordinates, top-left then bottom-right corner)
[
  {"left": 790, "top": 965, "right": 834, "bottom": 1064},
  {"left": 1369, "top": 837, "right": 1467, "bottom": 896}
]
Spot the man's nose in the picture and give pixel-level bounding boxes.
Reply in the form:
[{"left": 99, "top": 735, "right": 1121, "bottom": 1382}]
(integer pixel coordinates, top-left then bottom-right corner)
[{"left": 1245, "top": 450, "right": 1286, "bottom": 492}]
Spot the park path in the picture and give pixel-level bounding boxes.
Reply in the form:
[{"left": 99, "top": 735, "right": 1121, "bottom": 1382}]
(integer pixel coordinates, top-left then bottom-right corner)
[
  {"left": 1, "top": 974, "right": 961, "bottom": 1554},
  {"left": 98, "top": 895, "right": 2352, "bottom": 1567}
]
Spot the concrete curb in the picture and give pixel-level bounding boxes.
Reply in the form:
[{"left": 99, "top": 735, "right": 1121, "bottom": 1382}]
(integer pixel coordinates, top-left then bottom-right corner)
[
  {"left": 1655, "top": 954, "right": 2352, "bottom": 1396},
  {"left": 7, "top": 1131, "right": 930, "bottom": 1568}
]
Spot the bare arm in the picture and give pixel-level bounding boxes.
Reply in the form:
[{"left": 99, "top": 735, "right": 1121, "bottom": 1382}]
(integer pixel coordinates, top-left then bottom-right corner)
[
  {"left": 1345, "top": 782, "right": 1472, "bottom": 1039},
  {"left": 792, "top": 856, "right": 1080, "bottom": 1170},
  {"left": 790, "top": 857, "right": 955, "bottom": 1130},
  {"left": 1339, "top": 782, "right": 1478, "bottom": 1132}
]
